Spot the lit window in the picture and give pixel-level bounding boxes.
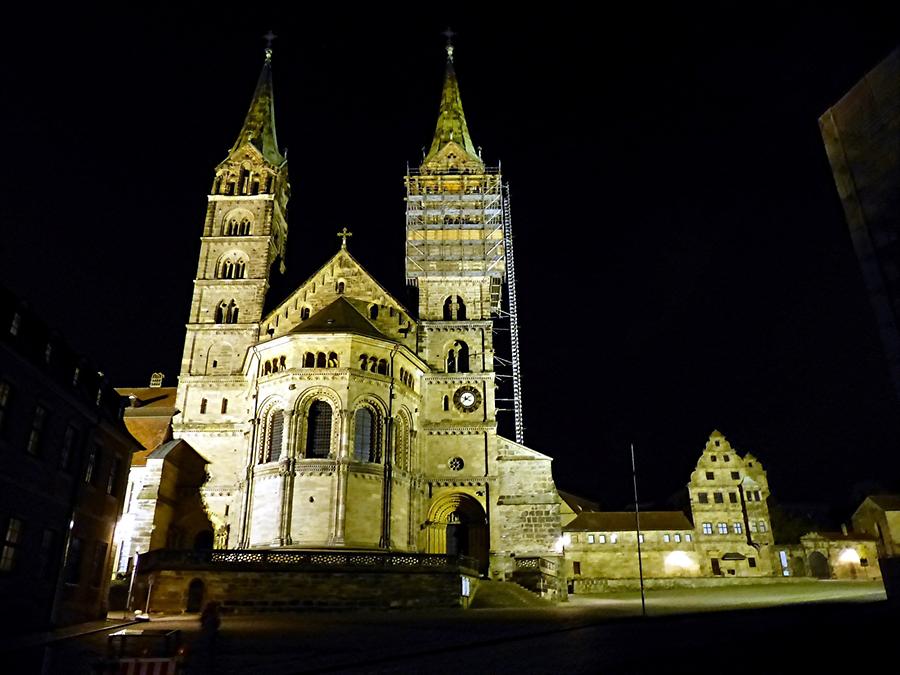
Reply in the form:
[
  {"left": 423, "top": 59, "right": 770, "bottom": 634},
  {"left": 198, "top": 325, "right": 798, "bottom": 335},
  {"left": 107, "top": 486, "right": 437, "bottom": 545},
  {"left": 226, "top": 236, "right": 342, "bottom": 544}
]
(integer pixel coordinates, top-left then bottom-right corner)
[
  {"left": 610, "top": 534, "right": 618, "bottom": 544},
  {"left": 714, "top": 492, "right": 724, "bottom": 504},
  {"left": 598, "top": 535, "right": 606, "bottom": 544},
  {"left": 0, "top": 517, "right": 24, "bottom": 572},
  {"left": 750, "top": 521, "right": 757, "bottom": 532},
  {"left": 83, "top": 445, "right": 98, "bottom": 484},
  {"left": 733, "top": 522, "right": 743, "bottom": 534},
  {"left": 702, "top": 523, "right": 713, "bottom": 535},
  {"left": 587, "top": 534, "right": 595, "bottom": 544},
  {"left": 718, "top": 522, "right": 728, "bottom": 535},
  {"left": 698, "top": 492, "right": 709, "bottom": 504},
  {"left": 685, "top": 534, "right": 692, "bottom": 542},
  {"left": 663, "top": 534, "right": 670, "bottom": 543},
  {"left": 758, "top": 521, "right": 767, "bottom": 533},
  {"left": 638, "top": 534, "right": 644, "bottom": 544},
  {"left": 674, "top": 533, "right": 681, "bottom": 543}
]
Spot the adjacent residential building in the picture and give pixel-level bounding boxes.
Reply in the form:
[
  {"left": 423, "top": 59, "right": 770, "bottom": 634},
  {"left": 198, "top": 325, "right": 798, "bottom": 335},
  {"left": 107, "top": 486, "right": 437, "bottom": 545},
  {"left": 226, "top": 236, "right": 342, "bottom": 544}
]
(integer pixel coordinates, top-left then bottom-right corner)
[
  {"left": 852, "top": 494, "right": 900, "bottom": 557},
  {"left": 0, "top": 287, "right": 140, "bottom": 632}
]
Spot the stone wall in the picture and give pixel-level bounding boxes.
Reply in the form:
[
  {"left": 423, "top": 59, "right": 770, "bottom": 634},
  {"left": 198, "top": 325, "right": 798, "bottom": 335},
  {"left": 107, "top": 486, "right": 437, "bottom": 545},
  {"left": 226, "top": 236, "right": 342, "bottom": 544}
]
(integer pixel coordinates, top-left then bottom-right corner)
[{"left": 136, "top": 568, "right": 476, "bottom": 613}]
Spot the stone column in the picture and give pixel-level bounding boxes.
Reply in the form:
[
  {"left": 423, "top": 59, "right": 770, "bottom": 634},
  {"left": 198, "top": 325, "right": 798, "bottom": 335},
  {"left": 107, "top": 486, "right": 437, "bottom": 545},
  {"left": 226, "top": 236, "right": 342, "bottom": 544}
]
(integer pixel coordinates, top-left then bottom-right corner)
[
  {"left": 329, "top": 409, "right": 351, "bottom": 545},
  {"left": 279, "top": 411, "right": 295, "bottom": 545}
]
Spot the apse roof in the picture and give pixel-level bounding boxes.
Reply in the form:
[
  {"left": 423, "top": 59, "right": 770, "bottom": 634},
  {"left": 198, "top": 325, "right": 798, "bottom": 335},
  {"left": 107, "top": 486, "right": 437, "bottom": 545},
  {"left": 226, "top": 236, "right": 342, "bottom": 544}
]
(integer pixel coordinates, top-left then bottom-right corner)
[{"left": 289, "top": 296, "right": 390, "bottom": 341}]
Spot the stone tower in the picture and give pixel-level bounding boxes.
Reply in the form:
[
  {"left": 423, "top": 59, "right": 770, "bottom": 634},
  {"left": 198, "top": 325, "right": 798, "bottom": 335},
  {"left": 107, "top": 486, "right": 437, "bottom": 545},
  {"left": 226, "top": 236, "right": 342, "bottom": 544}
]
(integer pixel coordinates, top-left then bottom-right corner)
[{"left": 173, "top": 45, "right": 289, "bottom": 539}]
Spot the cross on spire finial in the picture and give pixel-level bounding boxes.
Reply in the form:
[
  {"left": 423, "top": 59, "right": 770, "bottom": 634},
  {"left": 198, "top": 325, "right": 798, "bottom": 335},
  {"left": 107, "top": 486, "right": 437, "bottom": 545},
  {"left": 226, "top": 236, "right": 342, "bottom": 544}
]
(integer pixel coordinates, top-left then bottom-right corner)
[
  {"left": 337, "top": 227, "right": 353, "bottom": 249},
  {"left": 263, "top": 30, "right": 277, "bottom": 62},
  {"left": 442, "top": 27, "right": 455, "bottom": 62}
]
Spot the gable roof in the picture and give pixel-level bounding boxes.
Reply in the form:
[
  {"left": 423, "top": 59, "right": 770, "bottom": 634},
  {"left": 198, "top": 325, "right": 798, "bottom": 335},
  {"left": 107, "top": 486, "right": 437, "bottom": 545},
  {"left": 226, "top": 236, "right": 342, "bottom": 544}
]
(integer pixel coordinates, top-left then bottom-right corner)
[
  {"left": 289, "top": 296, "right": 389, "bottom": 341},
  {"left": 865, "top": 494, "right": 900, "bottom": 511},
  {"left": 565, "top": 511, "right": 693, "bottom": 532},
  {"left": 558, "top": 490, "right": 600, "bottom": 514}
]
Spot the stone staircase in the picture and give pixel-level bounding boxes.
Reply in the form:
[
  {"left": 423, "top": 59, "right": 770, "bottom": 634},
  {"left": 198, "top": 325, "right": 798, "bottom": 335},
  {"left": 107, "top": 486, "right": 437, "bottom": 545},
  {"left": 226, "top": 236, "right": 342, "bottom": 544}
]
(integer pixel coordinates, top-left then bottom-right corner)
[{"left": 470, "top": 580, "right": 553, "bottom": 608}]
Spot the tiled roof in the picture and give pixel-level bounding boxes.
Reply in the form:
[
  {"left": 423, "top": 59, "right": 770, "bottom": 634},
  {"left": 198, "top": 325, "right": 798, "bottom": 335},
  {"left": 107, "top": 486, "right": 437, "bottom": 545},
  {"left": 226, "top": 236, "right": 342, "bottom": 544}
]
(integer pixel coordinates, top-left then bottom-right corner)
[
  {"left": 564, "top": 511, "right": 693, "bottom": 532},
  {"left": 290, "top": 297, "right": 390, "bottom": 341}
]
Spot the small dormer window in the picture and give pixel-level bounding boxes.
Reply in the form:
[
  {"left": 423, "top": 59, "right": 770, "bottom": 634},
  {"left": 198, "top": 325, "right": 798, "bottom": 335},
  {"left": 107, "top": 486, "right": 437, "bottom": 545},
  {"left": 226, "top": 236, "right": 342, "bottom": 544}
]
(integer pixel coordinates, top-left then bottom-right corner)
[
  {"left": 711, "top": 455, "right": 717, "bottom": 462},
  {"left": 715, "top": 440, "right": 720, "bottom": 447}
]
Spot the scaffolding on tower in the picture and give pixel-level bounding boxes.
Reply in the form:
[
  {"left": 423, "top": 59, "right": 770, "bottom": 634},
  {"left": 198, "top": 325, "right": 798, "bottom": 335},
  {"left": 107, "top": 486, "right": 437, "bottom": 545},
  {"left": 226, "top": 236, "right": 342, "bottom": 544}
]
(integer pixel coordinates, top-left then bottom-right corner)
[{"left": 501, "top": 183, "right": 525, "bottom": 445}]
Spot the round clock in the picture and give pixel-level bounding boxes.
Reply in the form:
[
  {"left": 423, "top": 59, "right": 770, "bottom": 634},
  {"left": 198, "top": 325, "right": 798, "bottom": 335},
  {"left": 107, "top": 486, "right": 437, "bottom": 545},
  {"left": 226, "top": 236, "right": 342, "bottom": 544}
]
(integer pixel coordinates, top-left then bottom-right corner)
[{"left": 453, "top": 385, "right": 482, "bottom": 413}]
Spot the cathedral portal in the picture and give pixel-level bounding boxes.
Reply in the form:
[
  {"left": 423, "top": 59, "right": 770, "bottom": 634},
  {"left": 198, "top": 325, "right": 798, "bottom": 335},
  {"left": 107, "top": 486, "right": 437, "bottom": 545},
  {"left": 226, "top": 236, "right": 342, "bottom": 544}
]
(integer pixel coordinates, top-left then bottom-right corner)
[{"left": 425, "top": 493, "right": 489, "bottom": 575}]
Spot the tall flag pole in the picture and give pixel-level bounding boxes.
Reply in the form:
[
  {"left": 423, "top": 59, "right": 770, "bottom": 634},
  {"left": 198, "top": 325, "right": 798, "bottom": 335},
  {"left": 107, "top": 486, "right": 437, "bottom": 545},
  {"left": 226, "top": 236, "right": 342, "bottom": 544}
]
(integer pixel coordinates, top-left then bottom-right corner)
[{"left": 631, "top": 442, "right": 647, "bottom": 616}]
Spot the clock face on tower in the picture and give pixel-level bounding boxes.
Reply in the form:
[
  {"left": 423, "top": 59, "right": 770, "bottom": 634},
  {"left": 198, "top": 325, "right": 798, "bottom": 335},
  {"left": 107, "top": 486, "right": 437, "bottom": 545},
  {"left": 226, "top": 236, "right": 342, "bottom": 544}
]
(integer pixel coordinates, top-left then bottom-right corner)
[{"left": 453, "top": 385, "right": 482, "bottom": 413}]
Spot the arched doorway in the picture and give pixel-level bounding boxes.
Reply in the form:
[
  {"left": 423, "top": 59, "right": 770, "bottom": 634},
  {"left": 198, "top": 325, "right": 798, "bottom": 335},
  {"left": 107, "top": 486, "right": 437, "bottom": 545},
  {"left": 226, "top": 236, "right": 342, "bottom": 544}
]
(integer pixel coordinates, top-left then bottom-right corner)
[
  {"left": 808, "top": 551, "right": 830, "bottom": 579},
  {"left": 425, "top": 493, "right": 489, "bottom": 575},
  {"left": 186, "top": 578, "right": 205, "bottom": 612}
]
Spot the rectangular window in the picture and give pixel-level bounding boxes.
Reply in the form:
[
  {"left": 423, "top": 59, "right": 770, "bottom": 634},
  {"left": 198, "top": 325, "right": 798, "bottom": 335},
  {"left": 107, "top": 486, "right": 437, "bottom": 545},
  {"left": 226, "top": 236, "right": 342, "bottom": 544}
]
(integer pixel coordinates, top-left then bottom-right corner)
[
  {"left": 0, "top": 381, "right": 11, "bottom": 435},
  {"left": 702, "top": 523, "right": 713, "bottom": 535},
  {"left": 685, "top": 534, "right": 692, "bottom": 542},
  {"left": 573, "top": 561, "right": 581, "bottom": 575},
  {"left": 723, "top": 454, "right": 730, "bottom": 462},
  {"left": 861, "top": 558, "right": 869, "bottom": 567},
  {"left": 663, "top": 534, "right": 670, "bottom": 543},
  {"left": 221, "top": 398, "right": 228, "bottom": 414},
  {"left": 731, "top": 471, "right": 740, "bottom": 479},
  {"left": 674, "top": 533, "right": 681, "bottom": 543},
  {"left": 714, "top": 492, "right": 724, "bottom": 504},
  {"left": 64, "top": 537, "right": 83, "bottom": 584},
  {"left": 749, "top": 557, "right": 757, "bottom": 568},
  {"left": 638, "top": 534, "right": 644, "bottom": 544},
  {"left": 106, "top": 456, "right": 121, "bottom": 495},
  {"left": 733, "top": 522, "right": 743, "bottom": 534},
  {"left": 746, "top": 491, "right": 755, "bottom": 502},
  {"left": 698, "top": 492, "right": 708, "bottom": 504},
  {"left": 729, "top": 492, "right": 738, "bottom": 504},
  {"left": 587, "top": 534, "right": 595, "bottom": 544},
  {"left": 91, "top": 542, "right": 108, "bottom": 587},
  {"left": 750, "top": 521, "right": 757, "bottom": 532},
  {"left": 710, "top": 455, "right": 717, "bottom": 462},
  {"left": 0, "top": 517, "right": 24, "bottom": 572},
  {"left": 706, "top": 471, "right": 714, "bottom": 480},
  {"left": 758, "top": 521, "right": 767, "bottom": 533},
  {"left": 59, "top": 425, "right": 79, "bottom": 472},
  {"left": 84, "top": 445, "right": 98, "bottom": 484},
  {"left": 717, "top": 522, "right": 728, "bottom": 535},
  {"left": 200, "top": 398, "right": 207, "bottom": 414},
  {"left": 26, "top": 405, "right": 48, "bottom": 456},
  {"left": 598, "top": 535, "right": 606, "bottom": 544},
  {"left": 610, "top": 534, "right": 618, "bottom": 544},
  {"left": 754, "top": 491, "right": 762, "bottom": 501},
  {"left": 37, "top": 529, "right": 57, "bottom": 580}
]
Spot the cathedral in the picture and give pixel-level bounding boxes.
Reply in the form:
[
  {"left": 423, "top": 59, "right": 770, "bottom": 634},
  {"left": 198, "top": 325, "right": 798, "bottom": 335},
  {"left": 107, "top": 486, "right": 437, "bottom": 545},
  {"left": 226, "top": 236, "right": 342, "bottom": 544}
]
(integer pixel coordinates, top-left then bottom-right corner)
[{"left": 117, "top": 39, "right": 563, "bottom": 592}]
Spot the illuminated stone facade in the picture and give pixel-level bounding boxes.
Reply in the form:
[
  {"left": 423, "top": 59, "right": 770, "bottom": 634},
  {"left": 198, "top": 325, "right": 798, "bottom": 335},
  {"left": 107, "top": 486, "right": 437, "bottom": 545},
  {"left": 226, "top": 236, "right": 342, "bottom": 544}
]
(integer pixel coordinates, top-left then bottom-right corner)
[{"left": 121, "top": 44, "right": 562, "bottom": 587}]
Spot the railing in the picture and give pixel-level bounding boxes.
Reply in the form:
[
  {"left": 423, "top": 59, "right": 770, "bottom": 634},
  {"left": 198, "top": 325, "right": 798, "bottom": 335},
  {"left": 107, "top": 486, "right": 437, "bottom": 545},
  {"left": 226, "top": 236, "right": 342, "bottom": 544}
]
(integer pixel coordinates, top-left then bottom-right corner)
[
  {"left": 515, "top": 556, "right": 558, "bottom": 577},
  {"left": 137, "top": 549, "right": 479, "bottom": 576}
]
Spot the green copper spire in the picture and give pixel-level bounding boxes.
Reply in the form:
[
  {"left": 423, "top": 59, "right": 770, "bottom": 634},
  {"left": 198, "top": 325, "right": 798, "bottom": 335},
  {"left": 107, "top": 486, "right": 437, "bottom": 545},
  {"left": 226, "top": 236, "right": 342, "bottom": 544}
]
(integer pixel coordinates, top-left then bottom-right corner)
[
  {"left": 229, "top": 36, "right": 285, "bottom": 166},
  {"left": 422, "top": 34, "right": 481, "bottom": 168}
]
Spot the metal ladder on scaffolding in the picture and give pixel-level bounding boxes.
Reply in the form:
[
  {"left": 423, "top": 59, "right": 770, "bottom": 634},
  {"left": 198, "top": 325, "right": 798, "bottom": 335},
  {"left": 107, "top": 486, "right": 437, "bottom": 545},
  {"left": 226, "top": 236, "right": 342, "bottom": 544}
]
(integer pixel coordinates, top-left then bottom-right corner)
[{"left": 501, "top": 183, "right": 525, "bottom": 445}]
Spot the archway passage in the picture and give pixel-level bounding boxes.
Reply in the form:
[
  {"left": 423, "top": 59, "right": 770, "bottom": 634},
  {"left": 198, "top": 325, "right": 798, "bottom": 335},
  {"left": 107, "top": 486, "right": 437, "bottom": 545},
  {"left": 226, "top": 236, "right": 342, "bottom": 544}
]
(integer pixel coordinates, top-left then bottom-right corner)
[
  {"left": 426, "top": 493, "right": 489, "bottom": 575},
  {"left": 808, "top": 551, "right": 830, "bottom": 579},
  {"left": 186, "top": 578, "right": 205, "bottom": 613}
]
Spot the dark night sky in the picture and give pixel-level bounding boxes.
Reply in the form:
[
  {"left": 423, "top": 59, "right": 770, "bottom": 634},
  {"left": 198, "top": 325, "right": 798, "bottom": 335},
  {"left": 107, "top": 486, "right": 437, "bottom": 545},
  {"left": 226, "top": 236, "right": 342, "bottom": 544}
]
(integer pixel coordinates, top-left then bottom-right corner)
[{"left": 2, "top": 6, "right": 899, "bottom": 518}]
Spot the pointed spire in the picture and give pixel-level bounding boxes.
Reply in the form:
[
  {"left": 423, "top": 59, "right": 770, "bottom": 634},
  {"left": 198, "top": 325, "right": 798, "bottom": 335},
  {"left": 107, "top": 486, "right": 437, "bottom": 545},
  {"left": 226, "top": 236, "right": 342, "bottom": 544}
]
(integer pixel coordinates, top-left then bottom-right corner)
[
  {"left": 228, "top": 33, "right": 285, "bottom": 166},
  {"left": 422, "top": 31, "right": 481, "bottom": 168}
]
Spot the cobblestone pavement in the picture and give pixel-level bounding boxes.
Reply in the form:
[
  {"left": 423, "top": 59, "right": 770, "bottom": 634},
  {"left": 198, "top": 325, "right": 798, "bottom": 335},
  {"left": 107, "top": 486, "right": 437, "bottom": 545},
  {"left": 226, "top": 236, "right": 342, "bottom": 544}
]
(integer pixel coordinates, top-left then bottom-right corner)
[{"left": 9, "top": 581, "right": 891, "bottom": 674}]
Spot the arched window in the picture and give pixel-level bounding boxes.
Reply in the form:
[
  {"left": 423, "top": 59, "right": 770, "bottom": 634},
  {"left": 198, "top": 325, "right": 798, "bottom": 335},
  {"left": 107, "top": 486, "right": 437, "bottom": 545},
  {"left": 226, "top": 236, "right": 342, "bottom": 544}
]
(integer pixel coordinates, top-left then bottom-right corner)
[
  {"left": 316, "top": 352, "right": 326, "bottom": 368},
  {"left": 222, "top": 260, "right": 234, "bottom": 278},
  {"left": 359, "top": 354, "right": 368, "bottom": 369},
  {"left": 447, "top": 340, "right": 469, "bottom": 373},
  {"left": 394, "top": 414, "right": 410, "bottom": 471},
  {"left": 261, "top": 409, "right": 285, "bottom": 463},
  {"left": 327, "top": 352, "right": 338, "bottom": 368},
  {"left": 442, "top": 295, "right": 467, "bottom": 320},
  {"left": 369, "top": 356, "right": 378, "bottom": 372},
  {"left": 377, "top": 359, "right": 388, "bottom": 375},
  {"left": 214, "top": 301, "right": 227, "bottom": 324},
  {"left": 305, "top": 401, "right": 332, "bottom": 459},
  {"left": 279, "top": 355, "right": 287, "bottom": 371},
  {"left": 353, "top": 408, "right": 378, "bottom": 462},
  {"left": 303, "top": 352, "right": 315, "bottom": 368},
  {"left": 225, "top": 301, "right": 239, "bottom": 324},
  {"left": 200, "top": 398, "right": 208, "bottom": 414},
  {"left": 442, "top": 395, "right": 450, "bottom": 411},
  {"left": 221, "top": 398, "right": 228, "bottom": 414},
  {"left": 263, "top": 361, "right": 272, "bottom": 375},
  {"left": 336, "top": 281, "right": 345, "bottom": 294},
  {"left": 369, "top": 305, "right": 379, "bottom": 320},
  {"left": 300, "top": 307, "right": 311, "bottom": 320}
]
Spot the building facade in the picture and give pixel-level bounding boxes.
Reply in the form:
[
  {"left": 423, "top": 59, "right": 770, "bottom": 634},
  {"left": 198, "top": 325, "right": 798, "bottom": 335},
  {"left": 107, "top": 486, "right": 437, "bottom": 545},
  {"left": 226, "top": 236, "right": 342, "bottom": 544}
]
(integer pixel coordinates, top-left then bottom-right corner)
[
  {"left": 120, "top": 42, "right": 562, "bottom": 595},
  {"left": 0, "top": 287, "right": 140, "bottom": 631}
]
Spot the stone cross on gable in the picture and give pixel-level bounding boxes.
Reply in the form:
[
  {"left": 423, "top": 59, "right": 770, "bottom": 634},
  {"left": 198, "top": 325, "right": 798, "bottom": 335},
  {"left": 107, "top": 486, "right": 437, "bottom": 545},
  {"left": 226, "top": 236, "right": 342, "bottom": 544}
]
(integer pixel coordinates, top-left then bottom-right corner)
[{"left": 337, "top": 227, "right": 353, "bottom": 249}]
